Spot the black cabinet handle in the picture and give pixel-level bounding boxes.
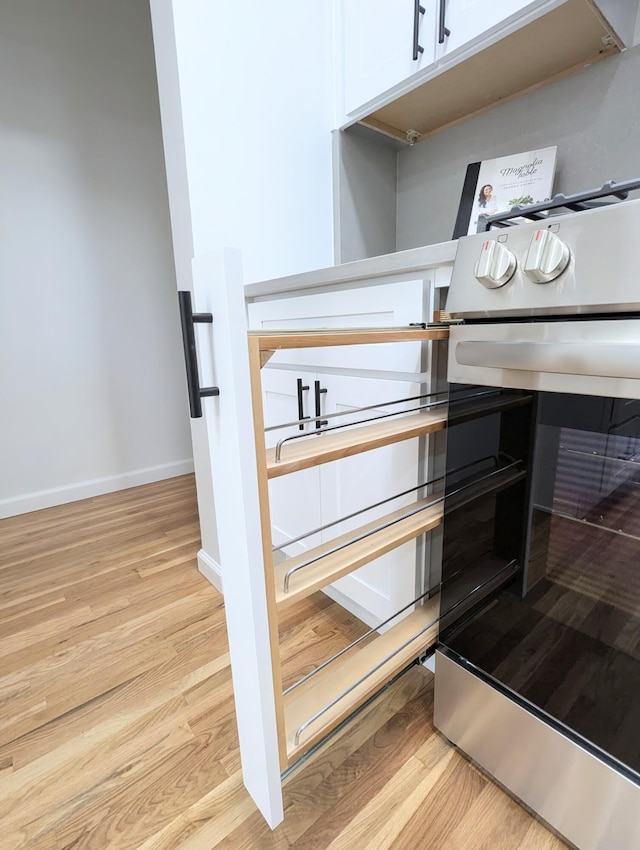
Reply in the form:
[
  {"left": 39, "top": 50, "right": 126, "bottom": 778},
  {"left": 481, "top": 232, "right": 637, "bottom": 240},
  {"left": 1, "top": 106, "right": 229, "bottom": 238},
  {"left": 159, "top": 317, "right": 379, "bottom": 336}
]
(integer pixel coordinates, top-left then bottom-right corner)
[
  {"left": 314, "top": 380, "right": 328, "bottom": 430},
  {"left": 413, "top": 0, "right": 425, "bottom": 60},
  {"left": 296, "top": 378, "right": 310, "bottom": 430},
  {"left": 178, "top": 290, "right": 219, "bottom": 419},
  {"left": 438, "top": 0, "right": 450, "bottom": 44}
]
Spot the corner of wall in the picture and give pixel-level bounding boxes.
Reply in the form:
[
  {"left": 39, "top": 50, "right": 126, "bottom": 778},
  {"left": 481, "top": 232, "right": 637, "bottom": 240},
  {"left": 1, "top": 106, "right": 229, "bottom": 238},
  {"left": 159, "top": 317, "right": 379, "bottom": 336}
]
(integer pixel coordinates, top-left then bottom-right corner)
[{"left": 197, "top": 548, "right": 223, "bottom": 594}]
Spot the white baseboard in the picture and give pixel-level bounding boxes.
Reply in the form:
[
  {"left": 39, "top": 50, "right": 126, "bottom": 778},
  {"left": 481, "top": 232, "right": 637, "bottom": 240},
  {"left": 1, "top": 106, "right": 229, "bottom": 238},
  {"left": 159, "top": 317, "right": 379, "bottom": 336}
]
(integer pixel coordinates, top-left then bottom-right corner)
[
  {"left": 0, "top": 459, "right": 195, "bottom": 519},
  {"left": 321, "top": 585, "right": 380, "bottom": 629},
  {"left": 198, "top": 548, "right": 223, "bottom": 593}
]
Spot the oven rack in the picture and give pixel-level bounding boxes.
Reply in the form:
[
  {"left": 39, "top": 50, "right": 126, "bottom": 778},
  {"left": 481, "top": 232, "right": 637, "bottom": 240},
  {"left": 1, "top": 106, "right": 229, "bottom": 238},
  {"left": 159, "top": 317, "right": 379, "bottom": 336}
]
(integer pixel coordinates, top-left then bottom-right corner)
[
  {"left": 439, "top": 554, "right": 520, "bottom": 636},
  {"left": 478, "top": 177, "right": 640, "bottom": 231}
]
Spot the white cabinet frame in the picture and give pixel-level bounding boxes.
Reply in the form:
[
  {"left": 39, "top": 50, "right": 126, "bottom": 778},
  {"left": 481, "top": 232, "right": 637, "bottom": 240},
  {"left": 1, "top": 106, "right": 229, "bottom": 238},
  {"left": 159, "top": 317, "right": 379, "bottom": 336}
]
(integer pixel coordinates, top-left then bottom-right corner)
[{"left": 192, "top": 249, "right": 284, "bottom": 827}]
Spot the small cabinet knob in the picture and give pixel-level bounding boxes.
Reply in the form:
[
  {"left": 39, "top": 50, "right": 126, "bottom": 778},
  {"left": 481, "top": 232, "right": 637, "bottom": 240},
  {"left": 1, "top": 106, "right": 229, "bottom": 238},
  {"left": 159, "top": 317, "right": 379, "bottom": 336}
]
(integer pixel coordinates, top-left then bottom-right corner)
[
  {"left": 474, "top": 240, "right": 517, "bottom": 289},
  {"left": 523, "top": 229, "right": 571, "bottom": 283}
]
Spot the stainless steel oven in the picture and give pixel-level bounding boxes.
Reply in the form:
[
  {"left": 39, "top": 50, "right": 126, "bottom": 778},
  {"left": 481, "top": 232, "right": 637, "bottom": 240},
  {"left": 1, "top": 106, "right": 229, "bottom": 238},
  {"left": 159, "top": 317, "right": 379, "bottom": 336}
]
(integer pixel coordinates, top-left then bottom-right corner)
[{"left": 435, "top": 183, "right": 640, "bottom": 850}]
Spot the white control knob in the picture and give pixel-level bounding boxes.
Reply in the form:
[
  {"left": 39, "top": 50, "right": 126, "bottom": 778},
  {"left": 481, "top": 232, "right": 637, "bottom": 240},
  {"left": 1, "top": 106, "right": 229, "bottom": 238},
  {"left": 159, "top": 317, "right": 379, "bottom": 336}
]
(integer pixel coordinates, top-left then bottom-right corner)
[
  {"left": 474, "top": 240, "right": 517, "bottom": 289},
  {"left": 523, "top": 229, "right": 571, "bottom": 283}
]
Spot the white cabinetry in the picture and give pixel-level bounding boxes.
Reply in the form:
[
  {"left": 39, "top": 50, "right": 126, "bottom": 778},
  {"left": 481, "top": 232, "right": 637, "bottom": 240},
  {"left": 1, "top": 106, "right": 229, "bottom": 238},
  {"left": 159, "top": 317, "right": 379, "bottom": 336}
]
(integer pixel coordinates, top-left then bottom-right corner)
[
  {"left": 435, "top": 0, "right": 536, "bottom": 59},
  {"left": 343, "top": 0, "right": 437, "bottom": 114},
  {"left": 339, "top": 0, "right": 638, "bottom": 141},
  {"left": 262, "top": 369, "right": 323, "bottom": 554}
]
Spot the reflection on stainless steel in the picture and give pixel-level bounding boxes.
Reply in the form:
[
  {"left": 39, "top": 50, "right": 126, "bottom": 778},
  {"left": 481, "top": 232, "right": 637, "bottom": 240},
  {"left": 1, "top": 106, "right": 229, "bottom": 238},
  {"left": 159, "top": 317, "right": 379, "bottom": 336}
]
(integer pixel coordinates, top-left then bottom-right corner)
[
  {"left": 457, "top": 340, "right": 640, "bottom": 379},
  {"left": 541, "top": 508, "right": 640, "bottom": 544},
  {"left": 563, "top": 448, "right": 640, "bottom": 466},
  {"left": 435, "top": 651, "right": 640, "bottom": 850}
]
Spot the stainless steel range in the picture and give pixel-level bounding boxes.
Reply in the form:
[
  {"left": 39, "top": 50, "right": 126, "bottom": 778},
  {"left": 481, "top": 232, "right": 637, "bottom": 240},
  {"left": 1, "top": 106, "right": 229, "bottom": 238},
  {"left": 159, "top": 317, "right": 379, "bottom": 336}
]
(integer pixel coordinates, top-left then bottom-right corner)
[{"left": 435, "top": 181, "right": 640, "bottom": 850}]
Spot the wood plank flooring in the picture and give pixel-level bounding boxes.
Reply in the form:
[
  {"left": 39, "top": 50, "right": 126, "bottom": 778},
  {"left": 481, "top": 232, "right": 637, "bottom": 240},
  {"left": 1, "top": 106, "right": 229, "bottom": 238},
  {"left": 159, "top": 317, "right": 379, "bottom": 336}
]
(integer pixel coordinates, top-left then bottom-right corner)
[{"left": 0, "top": 475, "right": 569, "bottom": 849}]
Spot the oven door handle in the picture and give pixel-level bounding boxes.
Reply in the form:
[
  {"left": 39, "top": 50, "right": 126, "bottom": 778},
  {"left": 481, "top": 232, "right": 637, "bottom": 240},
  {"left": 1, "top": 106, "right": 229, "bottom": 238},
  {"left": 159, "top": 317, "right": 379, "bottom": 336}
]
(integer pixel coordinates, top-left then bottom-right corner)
[{"left": 455, "top": 341, "right": 640, "bottom": 380}]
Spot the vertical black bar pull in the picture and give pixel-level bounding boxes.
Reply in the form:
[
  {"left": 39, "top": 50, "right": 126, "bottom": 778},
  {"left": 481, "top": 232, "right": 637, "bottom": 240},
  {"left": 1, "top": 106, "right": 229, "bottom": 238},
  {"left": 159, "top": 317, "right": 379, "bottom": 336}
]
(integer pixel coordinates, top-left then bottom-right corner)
[
  {"left": 413, "top": 0, "right": 425, "bottom": 60},
  {"left": 178, "top": 290, "right": 219, "bottom": 419},
  {"left": 438, "top": 0, "right": 450, "bottom": 44},
  {"left": 296, "top": 378, "right": 310, "bottom": 430},
  {"left": 314, "top": 381, "right": 328, "bottom": 430}
]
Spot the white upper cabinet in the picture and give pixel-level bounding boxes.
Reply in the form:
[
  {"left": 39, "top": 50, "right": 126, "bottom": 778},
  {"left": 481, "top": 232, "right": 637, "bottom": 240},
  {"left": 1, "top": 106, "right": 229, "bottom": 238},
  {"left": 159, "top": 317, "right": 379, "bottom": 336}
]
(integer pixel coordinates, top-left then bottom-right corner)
[
  {"left": 339, "top": 0, "right": 639, "bottom": 141},
  {"left": 343, "top": 0, "right": 437, "bottom": 115},
  {"left": 434, "top": 0, "right": 536, "bottom": 59},
  {"left": 341, "top": 0, "right": 540, "bottom": 119}
]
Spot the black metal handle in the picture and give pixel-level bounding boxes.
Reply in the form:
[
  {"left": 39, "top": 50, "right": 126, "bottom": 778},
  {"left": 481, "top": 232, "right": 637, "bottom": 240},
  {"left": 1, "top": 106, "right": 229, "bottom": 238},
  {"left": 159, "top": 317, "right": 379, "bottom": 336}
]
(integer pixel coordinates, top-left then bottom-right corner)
[
  {"left": 412, "top": 0, "right": 425, "bottom": 60},
  {"left": 314, "top": 380, "right": 328, "bottom": 430},
  {"left": 296, "top": 378, "right": 310, "bottom": 431},
  {"left": 178, "top": 290, "right": 219, "bottom": 419},
  {"left": 438, "top": 0, "right": 450, "bottom": 44}
]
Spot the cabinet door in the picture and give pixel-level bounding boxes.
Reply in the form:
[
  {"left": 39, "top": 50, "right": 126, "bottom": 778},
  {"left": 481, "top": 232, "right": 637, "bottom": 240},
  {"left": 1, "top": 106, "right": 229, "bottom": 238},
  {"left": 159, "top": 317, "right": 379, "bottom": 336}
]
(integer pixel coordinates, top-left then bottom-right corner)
[
  {"left": 343, "top": 0, "right": 437, "bottom": 115},
  {"left": 261, "top": 368, "right": 323, "bottom": 556},
  {"left": 435, "top": 0, "right": 537, "bottom": 59},
  {"left": 318, "top": 371, "right": 427, "bottom": 626},
  {"left": 246, "top": 280, "right": 428, "bottom": 370}
]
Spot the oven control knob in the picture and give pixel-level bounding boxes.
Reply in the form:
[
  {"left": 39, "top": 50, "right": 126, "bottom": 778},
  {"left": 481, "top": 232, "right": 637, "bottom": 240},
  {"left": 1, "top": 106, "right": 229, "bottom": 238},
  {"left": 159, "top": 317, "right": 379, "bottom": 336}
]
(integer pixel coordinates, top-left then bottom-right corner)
[
  {"left": 523, "top": 229, "right": 571, "bottom": 283},
  {"left": 474, "top": 240, "right": 517, "bottom": 289}
]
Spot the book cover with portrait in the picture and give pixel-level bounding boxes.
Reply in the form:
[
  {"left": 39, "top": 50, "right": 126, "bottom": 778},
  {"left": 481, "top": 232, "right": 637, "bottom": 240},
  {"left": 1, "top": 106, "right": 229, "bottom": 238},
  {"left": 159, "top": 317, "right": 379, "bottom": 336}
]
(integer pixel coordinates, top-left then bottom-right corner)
[{"left": 453, "top": 146, "right": 558, "bottom": 238}]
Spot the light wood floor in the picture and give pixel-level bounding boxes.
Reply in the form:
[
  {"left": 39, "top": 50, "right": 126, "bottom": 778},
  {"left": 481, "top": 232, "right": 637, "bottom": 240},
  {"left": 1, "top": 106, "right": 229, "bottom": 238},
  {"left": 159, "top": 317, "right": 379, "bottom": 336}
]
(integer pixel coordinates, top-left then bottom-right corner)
[{"left": 0, "top": 475, "right": 569, "bottom": 849}]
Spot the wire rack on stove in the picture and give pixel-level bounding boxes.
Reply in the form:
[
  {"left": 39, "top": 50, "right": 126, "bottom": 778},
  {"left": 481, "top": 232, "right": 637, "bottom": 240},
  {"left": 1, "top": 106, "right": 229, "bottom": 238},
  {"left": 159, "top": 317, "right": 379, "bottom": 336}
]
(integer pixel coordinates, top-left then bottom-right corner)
[{"left": 478, "top": 178, "right": 640, "bottom": 232}]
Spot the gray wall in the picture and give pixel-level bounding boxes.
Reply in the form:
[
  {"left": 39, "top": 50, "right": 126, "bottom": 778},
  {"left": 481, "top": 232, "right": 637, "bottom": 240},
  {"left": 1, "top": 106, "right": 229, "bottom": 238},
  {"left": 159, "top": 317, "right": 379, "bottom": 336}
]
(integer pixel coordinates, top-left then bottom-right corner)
[
  {"left": 0, "top": 0, "right": 192, "bottom": 517},
  {"left": 333, "top": 125, "right": 399, "bottom": 263},
  {"left": 396, "top": 44, "right": 640, "bottom": 250}
]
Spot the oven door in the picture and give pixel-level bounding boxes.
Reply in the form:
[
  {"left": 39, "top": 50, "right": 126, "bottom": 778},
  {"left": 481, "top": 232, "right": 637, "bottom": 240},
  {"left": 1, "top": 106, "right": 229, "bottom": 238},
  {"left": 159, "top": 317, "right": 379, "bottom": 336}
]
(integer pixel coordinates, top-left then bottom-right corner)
[{"left": 439, "top": 319, "right": 640, "bottom": 781}]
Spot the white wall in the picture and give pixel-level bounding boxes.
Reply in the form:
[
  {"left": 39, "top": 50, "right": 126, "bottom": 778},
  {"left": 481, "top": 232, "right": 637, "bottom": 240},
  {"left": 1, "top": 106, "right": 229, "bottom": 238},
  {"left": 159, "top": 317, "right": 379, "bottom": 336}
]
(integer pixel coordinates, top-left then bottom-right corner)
[
  {"left": 0, "top": 0, "right": 192, "bottom": 518},
  {"left": 333, "top": 125, "right": 399, "bottom": 263},
  {"left": 149, "top": 1, "right": 337, "bottom": 578},
  {"left": 151, "top": 0, "right": 336, "bottom": 285}
]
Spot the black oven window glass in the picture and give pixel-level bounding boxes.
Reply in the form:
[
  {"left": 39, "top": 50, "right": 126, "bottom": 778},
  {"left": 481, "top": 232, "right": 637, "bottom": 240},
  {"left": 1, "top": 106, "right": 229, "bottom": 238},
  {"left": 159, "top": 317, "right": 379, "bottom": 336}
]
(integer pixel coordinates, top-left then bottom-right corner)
[
  {"left": 440, "top": 386, "right": 534, "bottom": 631},
  {"left": 441, "top": 390, "right": 640, "bottom": 780}
]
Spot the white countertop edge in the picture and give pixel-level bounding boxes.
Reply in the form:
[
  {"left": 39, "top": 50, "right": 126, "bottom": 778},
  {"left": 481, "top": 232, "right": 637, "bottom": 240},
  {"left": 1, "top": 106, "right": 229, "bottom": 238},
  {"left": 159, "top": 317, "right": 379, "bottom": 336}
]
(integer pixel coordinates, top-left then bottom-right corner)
[{"left": 244, "top": 241, "right": 458, "bottom": 299}]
